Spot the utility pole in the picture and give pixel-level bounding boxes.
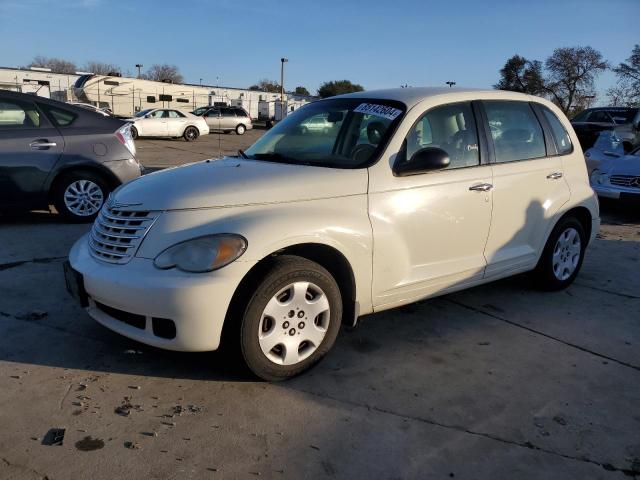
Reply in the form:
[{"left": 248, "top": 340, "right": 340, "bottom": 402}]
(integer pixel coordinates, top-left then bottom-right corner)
[
  {"left": 446, "top": 81, "right": 456, "bottom": 88},
  {"left": 135, "top": 64, "right": 143, "bottom": 78}
]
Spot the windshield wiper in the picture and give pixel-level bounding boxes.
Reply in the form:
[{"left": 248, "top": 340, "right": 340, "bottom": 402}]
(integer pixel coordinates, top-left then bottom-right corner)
[{"left": 237, "top": 149, "right": 248, "bottom": 159}]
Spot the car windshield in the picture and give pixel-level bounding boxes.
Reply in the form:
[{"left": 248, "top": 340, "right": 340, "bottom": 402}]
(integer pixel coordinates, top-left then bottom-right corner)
[
  {"left": 244, "top": 98, "right": 405, "bottom": 168},
  {"left": 135, "top": 109, "right": 154, "bottom": 118}
]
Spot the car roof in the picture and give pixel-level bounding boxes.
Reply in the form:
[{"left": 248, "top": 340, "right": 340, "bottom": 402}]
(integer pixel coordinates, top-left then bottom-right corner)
[{"left": 333, "top": 87, "right": 537, "bottom": 109}]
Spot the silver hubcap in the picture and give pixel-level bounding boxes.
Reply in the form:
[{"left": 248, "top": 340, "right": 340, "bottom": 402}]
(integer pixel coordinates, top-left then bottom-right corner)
[
  {"left": 552, "top": 227, "right": 581, "bottom": 281},
  {"left": 258, "top": 281, "right": 330, "bottom": 366},
  {"left": 186, "top": 128, "right": 196, "bottom": 139},
  {"left": 237, "top": 126, "right": 245, "bottom": 134},
  {"left": 63, "top": 180, "right": 104, "bottom": 216}
]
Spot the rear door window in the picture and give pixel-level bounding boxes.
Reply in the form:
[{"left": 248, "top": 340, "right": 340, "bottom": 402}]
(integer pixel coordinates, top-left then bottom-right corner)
[
  {"left": 0, "top": 100, "right": 40, "bottom": 128},
  {"left": 484, "top": 101, "right": 546, "bottom": 163},
  {"left": 40, "top": 105, "right": 76, "bottom": 127}
]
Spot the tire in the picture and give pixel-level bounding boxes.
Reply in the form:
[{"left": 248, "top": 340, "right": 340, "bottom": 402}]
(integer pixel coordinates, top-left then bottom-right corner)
[
  {"left": 130, "top": 126, "right": 138, "bottom": 140},
  {"left": 236, "top": 124, "right": 246, "bottom": 135},
  {"left": 239, "top": 256, "right": 343, "bottom": 381},
  {"left": 183, "top": 126, "right": 199, "bottom": 142},
  {"left": 52, "top": 171, "right": 110, "bottom": 223},
  {"left": 532, "top": 216, "right": 586, "bottom": 291}
]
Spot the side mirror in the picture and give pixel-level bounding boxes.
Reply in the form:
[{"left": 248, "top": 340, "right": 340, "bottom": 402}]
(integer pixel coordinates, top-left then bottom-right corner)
[{"left": 394, "top": 147, "right": 450, "bottom": 176}]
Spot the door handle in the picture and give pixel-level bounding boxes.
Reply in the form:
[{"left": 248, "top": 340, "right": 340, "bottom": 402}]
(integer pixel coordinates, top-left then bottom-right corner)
[
  {"left": 469, "top": 183, "right": 493, "bottom": 192},
  {"left": 547, "top": 172, "right": 563, "bottom": 180},
  {"left": 29, "top": 140, "right": 57, "bottom": 150}
]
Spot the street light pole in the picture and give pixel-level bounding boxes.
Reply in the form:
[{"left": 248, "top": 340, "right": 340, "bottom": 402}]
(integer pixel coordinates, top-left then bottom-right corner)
[
  {"left": 135, "top": 64, "right": 143, "bottom": 78},
  {"left": 280, "top": 57, "right": 288, "bottom": 105}
]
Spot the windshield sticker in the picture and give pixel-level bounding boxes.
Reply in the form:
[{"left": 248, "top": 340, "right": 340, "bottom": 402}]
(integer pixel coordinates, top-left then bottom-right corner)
[{"left": 354, "top": 103, "right": 402, "bottom": 121}]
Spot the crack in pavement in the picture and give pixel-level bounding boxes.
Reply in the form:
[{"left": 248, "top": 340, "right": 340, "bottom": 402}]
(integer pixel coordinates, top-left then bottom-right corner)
[
  {"left": 0, "top": 256, "right": 67, "bottom": 272},
  {"left": 1, "top": 456, "right": 50, "bottom": 479},
  {"left": 292, "top": 386, "right": 640, "bottom": 478},
  {"left": 446, "top": 298, "right": 640, "bottom": 373},
  {"left": 573, "top": 282, "right": 640, "bottom": 300}
]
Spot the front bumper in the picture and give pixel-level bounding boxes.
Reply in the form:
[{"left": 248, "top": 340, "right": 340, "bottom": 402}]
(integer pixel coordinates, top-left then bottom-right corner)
[
  {"left": 592, "top": 184, "right": 640, "bottom": 200},
  {"left": 69, "top": 234, "right": 255, "bottom": 352}
]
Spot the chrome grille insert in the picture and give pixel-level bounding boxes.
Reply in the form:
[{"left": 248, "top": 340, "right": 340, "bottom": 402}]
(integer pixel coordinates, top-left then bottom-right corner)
[
  {"left": 89, "top": 206, "right": 158, "bottom": 264},
  {"left": 610, "top": 175, "right": 640, "bottom": 188}
]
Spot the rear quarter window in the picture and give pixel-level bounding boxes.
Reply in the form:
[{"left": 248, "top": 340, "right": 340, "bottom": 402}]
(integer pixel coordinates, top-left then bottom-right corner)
[{"left": 540, "top": 106, "right": 573, "bottom": 155}]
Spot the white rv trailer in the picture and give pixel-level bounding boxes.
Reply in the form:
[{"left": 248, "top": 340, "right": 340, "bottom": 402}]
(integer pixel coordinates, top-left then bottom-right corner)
[{"left": 73, "top": 74, "right": 310, "bottom": 117}]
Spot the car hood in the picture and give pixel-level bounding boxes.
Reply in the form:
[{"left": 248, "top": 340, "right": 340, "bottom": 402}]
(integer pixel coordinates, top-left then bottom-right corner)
[
  {"left": 110, "top": 157, "right": 368, "bottom": 211},
  {"left": 604, "top": 154, "right": 640, "bottom": 176}
]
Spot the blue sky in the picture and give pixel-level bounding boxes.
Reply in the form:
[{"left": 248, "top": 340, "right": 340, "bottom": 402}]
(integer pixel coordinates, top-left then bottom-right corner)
[{"left": 0, "top": 0, "right": 637, "bottom": 101}]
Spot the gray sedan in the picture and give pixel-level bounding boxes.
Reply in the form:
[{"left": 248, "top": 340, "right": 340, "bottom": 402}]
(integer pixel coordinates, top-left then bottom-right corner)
[{"left": 0, "top": 90, "right": 141, "bottom": 221}]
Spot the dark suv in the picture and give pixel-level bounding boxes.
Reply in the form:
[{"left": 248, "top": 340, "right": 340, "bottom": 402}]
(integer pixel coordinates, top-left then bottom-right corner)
[
  {"left": 0, "top": 90, "right": 141, "bottom": 221},
  {"left": 571, "top": 107, "right": 640, "bottom": 150}
]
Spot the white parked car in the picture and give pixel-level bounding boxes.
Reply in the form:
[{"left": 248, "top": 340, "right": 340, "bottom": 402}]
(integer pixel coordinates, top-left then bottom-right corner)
[
  {"left": 128, "top": 108, "right": 209, "bottom": 141},
  {"left": 66, "top": 88, "right": 599, "bottom": 381},
  {"left": 590, "top": 143, "right": 640, "bottom": 201}
]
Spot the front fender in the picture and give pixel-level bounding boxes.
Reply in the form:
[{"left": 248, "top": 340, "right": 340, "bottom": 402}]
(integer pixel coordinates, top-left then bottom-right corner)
[{"left": 136, "top": 195, "right": 374, "bottom": 313}]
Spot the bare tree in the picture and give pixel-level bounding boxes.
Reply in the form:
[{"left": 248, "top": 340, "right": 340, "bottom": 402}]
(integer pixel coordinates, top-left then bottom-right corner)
[
  {"left": 494, "top": 55, "right": 545, "bottom": 95},
  {"left": 543, "top": 46, "right": 608, "bottom": 114},
  {"left": 141, "top": 64, "right": 184, "bottom": 83},
  {"left": 610, "top": 45, "right": 640, "bottom": 106},
  {"left": 27, "top": 55, "right": 77, "bottom": 74},
  {"left": 83, "top": 61, "right": 121, "bottom": 75},
  {"left": 249, "top": 79, "right": 280, "bottom": 93}
]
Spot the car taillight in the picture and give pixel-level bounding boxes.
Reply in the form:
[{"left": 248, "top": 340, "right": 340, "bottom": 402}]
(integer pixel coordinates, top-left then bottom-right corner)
[{"left": 116, "top": 124, "right": 136, "bottom": 157}]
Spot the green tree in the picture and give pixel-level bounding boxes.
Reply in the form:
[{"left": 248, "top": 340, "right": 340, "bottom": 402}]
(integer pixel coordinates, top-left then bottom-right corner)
[
  {"left": 317, "top": 80, "right": 364, "bottom": 98},
  {"left": 293, "top": 86, "right": 310, "bottom": 96},
  {"left": 249, "top": 79, "right": 280, "bottom": 93},
  {"left": 494, "top": 55, "right": 545, "bottom": 95},
  {"left": 27, "top": 55, "right": 77, "bottom": 74}
]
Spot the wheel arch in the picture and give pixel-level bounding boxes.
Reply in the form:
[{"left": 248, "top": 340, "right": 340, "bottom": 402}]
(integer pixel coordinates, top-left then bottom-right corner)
[
  {"left": 222, "top": 242, "right": 358, "bottom": 347},
  {"left": 47, "top": 163, "right": 120, "bottom": 201},
  {"left": 557, "top": 206, "right": 593, "bottom": 244}
]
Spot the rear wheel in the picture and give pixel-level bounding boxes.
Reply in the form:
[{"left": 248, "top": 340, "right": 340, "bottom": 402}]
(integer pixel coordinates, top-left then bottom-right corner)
[
  {"left": 52, "top": 171, "right": 110, "bottom": 222},
  {"left": 183, "top": 126, "right": 199, "bottom": 141},
  {"left": 532, "top": 216, "right": 586, "bottom": 290},
  {"left": 239, "top": 256, "right": 342, "bottom": 381},
  {"left": 236, "top": 124, "right": 246, "bottom": 135}
]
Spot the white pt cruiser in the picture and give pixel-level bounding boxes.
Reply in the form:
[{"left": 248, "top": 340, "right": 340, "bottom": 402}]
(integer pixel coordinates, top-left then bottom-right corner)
[{"left": 66, "top": 88, "right": 600, "bottom": 381}]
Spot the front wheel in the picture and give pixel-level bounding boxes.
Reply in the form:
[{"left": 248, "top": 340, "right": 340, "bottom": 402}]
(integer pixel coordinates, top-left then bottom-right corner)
[
  {"left": 532, "top": 216, "right": 586, "bottom": 290},
  {"left": 236, "top": 124, "right": 246, "bottom": 135},
  {"left": 239, "top": 256, "right": 342, "bottom": 381},
  {"left": 130, "top": 126, "right": 138, "bottom": 140},
  {"left": 183, "top": 126, "right": 199, "bottom": 141}
]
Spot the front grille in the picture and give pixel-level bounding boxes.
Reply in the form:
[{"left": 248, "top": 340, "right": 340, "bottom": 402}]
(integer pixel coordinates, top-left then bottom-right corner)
[
  {"left": 89, "top": 206, "right": 158, "bottom": 264},
  {"left": 610, "top": 175, "right": 640, "bottom": 188}
]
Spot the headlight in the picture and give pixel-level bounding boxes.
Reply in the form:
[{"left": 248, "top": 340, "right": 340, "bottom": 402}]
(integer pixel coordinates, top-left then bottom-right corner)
[
  {"left": 589, "top": 170, "right": 608, "bottom": 185},
  {"left": 153, "top": 234, "right": 247, "bottom": 273}
]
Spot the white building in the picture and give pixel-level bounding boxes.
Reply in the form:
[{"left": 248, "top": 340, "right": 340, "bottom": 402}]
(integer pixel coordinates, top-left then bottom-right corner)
[{"left": 0, "top": 66, "right": 313, "bottom": 118}]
